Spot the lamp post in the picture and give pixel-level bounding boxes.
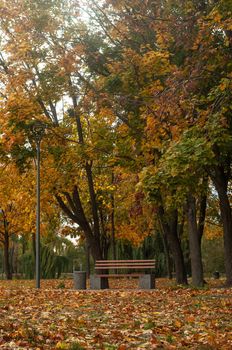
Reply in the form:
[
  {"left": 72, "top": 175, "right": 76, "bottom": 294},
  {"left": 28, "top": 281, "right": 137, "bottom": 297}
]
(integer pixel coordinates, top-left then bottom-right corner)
[{"left": 31, "top": 121, "right": 46, "bottom": 289}]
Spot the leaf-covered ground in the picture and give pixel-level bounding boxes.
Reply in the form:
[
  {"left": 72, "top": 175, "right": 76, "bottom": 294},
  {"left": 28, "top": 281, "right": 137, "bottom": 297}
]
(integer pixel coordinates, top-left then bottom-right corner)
[{"left": 0, "top": 278, "right": 231, "bottom": 349}]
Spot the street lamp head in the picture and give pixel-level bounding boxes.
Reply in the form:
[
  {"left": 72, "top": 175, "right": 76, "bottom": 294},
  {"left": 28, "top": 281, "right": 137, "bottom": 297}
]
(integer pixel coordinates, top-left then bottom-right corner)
[{"left": 31, "top": 121, "right": 46, "bottom": 143}]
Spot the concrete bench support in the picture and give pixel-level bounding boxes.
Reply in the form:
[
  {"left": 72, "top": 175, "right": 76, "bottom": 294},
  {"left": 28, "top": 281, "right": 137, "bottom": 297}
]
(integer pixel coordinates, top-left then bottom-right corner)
[
  {"left": 90, "top": 275, "right": 108, "bottom": 289},
  {"left": 139, "top": 274, "right": 155, "bottom": 289}
]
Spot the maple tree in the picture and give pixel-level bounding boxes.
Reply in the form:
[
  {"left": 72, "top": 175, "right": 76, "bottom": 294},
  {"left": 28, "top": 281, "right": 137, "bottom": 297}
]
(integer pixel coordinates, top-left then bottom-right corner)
[
  {"left": 0, "top": 155, "right": 68, "bottom": 279},
  {"left": 79, "top": 0, "right": 232, "bottom": 286},
  {"left": 0, "top": 0, "right": 117, "bottom": 272},
  {"left": 152, "top": 0, "right": 232, "bottom": 285},
  {"left": 80, "top": 0, "right": 190, "bottom": 284},
  {"left": 0, "top": 163, "right": 35, "bottom": 279}
]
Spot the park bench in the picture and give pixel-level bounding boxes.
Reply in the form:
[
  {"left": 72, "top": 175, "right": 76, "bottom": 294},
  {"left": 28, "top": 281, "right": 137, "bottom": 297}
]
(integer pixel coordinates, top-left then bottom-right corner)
[{"left": 90, "top": 259, "right": 156, "bottom": 289}]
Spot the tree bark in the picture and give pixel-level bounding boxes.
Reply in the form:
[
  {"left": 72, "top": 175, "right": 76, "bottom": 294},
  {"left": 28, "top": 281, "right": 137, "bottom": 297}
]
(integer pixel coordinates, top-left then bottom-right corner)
[
  {"left": 197, "top": 177, "right": 208, "bottom": 244},
  {"left": 56, "top": 79, "right": 111, "bottom": 287},
  {"left": 56, "top": 189, "right": 109, "bottom": 285},
  {"left": 63, "top": 81, "right": 107, "bottom": 263},
  {"left": 56, "top": 189, "right": 103, "bottom": 261},
  {"left": 162, "top": 231, "right": 172, "bottom": 279},
  {"left": 4, "top": 230, "right": 12, "bottom": 280},
  {"left": 211, "top": 166, "right": 232, "bottom": 286},
  {"left": 158, "top": 207, "right": 188, "bottom": 285},
  {"left": 85, "top": 241, "right": 91, "bottom": 278},
  {"left": 187, "top": 194, "right": 204, "bottom": 287}
]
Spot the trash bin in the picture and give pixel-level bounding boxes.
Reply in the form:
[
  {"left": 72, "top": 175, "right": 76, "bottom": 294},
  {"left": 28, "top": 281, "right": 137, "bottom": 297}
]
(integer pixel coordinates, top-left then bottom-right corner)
[
  {"left": 73, "top": 271, "right": 87, "bottom": 290},
  {"left": 212, "top": 271, "right": 220, "bottom": 279}
]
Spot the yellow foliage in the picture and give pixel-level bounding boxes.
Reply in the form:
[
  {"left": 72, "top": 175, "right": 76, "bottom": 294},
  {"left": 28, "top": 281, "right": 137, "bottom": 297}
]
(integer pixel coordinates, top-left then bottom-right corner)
[
  {"left": 0, "top": 164, "right": 35, "bottom": 238},
  {"left": 116, "top": 224, "right": 149, "bottom": 247},
  {"left": 204, "top": 224, "right": 223, "bottom": 240}
]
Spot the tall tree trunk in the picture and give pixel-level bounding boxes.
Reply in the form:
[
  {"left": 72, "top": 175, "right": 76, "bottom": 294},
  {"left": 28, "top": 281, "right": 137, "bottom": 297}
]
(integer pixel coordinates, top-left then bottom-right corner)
[
  {"left": 159, "top": 207, "right": 188, "bottom": 285},
  {"left": 211, "top": 167, "right": 232, "bottom": 286},
  {"left": 4, "top": 231, "right": 12, "bottom": 280},
  {"left": 68, "top": 84, "right": 105, "bottom": 262},
  {"left": 197, "top": 176, "right": 208, "bottom": 244},
  {"left": 10, "top": 245, "right": 15, "bottom": 274},
  {"left": 187, "top": 194, "right": 204, "bottom": 287},
  {"left": 56, "top": 80, "right": 110, "bottom": 287},
  {"left": 162, "top": 232, "right": 172, "bottom": 279},
  {"left": 111, "top": 207, "right": 116, "bottom": 259},
  {"left": 22, "top": 236, "right": 26, "bottom": 255},
  {"left": 99, "top": 208, "right": 111, "bottom": 260},
  {"left": 85, "top": 241, "right": 91, "bottom": 278},
  {"left": 87, "top": 236, "right": 103, "bottom": 261}
]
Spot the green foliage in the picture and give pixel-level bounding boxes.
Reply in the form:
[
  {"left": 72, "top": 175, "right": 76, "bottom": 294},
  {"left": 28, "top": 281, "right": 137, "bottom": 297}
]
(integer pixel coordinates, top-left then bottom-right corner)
[
  {"left": 115, "top": 232, "right": 167, "bottom": 277},
  {"left": 202, "top": 237, "right": 225, "bottom": 275},
  {"left": 19, "top": 252, "right": 35, "bottom": 279},
  {"left": 41, "top": 244, "right": 69, "bottom": 279},
  {"left": 18, "top": 234, "right": 82, "bottom": 279},
  {"left": 105, "top": 75, "right": 123, "bottom": 93}
]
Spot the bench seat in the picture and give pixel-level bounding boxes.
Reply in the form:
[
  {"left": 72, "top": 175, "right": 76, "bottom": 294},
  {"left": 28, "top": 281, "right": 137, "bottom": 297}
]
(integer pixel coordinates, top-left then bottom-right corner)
[
  {"left": 94, "top": 273, "right": 143, "bottom": 278},
  {"left": 90, "top": 259, "right": 156, "bottom": 290}
]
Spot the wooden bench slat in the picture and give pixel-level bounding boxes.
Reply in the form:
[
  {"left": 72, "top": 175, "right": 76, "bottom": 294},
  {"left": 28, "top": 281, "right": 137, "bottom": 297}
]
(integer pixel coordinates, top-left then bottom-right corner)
[
  {"left": 95, "top": 264, "right": 154, "bottom": 266},
  {"left": 95, "top": 263, "right": 155, "bottom": 266},
  {"left": 95, "top": 263, "right": 155, "bottom": 267},
  {"left": 95, "top": 266, "right": 155, "bottom": 268},
  {"left": 95, "top": 260, "right": 155, "bottom": 272},
  {"left": 95, "top": 265, "right": 155, "bottom": 269},
  {"left": 96, "top": 260, "right": 155, "bottom": 263},
  {"left": 95, "top": 262, "right": 155, "bottom": 265},
  {"left": 97, "top": 274, "right": 143, "bottom": 278}
]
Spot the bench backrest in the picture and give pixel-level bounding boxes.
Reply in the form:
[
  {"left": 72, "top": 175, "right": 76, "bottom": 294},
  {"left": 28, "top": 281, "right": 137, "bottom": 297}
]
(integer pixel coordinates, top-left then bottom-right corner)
[{"left": 95, "top": 259, "right": 155, "bottom": 270}]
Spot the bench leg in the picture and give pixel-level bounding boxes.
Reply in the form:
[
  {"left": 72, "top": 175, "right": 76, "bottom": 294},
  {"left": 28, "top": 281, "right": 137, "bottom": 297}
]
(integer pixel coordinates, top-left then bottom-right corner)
[
  {"left": 90, "top": 275, "right": 109, "bottom": 289},
  {"left": 139, "top": 274, "right": 155, "bottom": 289}
]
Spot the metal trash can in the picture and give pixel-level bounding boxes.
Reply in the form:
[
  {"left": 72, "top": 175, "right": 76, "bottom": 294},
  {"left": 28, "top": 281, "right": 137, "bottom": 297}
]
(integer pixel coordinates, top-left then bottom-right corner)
[
  {"left": 73, "top": 271, "right": 87, "bottom": 290},
  {"left": 212, "top": 271, "right": 220, "bottom": 279}
]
